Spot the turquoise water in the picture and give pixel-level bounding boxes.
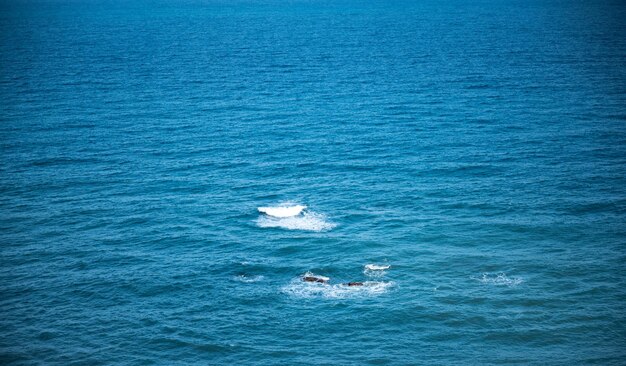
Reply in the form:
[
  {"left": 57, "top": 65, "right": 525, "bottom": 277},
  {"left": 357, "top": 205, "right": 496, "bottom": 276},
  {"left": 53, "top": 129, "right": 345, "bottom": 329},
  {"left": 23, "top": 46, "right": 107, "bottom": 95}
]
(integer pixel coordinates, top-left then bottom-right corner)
[{"left": 1, "top": 0, "right": 626, "bottom": 364}]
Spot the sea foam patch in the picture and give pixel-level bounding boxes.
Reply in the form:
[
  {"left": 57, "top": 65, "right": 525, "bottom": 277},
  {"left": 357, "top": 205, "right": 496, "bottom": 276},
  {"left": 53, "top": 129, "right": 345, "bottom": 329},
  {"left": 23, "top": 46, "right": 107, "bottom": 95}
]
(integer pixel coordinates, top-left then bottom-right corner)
[
  {"left": 256, "top": 206, "right": 335, "bottom": 232},
  {"left": 473, "top": 272, "right": 523, "bottom": 287},
  {"left": 282, "top": 276, "right": 394, "bottom": 299}
]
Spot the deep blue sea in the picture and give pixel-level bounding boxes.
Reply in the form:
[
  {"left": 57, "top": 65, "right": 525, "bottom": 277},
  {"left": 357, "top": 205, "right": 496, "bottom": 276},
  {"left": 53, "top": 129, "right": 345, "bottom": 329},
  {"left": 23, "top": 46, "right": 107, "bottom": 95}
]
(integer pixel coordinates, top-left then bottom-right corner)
[{"left": 1, "top": 0, "right": 626, "bottom": 364}]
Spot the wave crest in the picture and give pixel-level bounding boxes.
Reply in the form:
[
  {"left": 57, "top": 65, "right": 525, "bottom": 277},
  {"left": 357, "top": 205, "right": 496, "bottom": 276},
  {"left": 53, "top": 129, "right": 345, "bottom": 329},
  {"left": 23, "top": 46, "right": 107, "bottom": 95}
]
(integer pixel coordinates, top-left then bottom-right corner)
[
  {"left": 363, "top": 264, "right": 390, "bottom": 278},
  {"left": 256, "top": 211, "right": 336, "bottom": 232},
  {"left": 258, "top": 204, "right": 306, "bottom": 218},
  {"left": 364, "top": 264, "right": 390, "bottom": 271}
]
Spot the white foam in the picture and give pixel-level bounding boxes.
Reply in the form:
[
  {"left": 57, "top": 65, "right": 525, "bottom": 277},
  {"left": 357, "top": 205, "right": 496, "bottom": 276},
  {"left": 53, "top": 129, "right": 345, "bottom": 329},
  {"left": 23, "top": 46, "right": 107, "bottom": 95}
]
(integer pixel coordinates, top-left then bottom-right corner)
[
  {"left": 364, "top": 264, "right": 390, "bottom": 278},
  {"left": 282, "top": 277, "right": 394, "bottom": 299},
  {"left": 473, "top": 272, "right": 523, "bottom": 287},
  {"left": 258, "top": 205, "right": 306, "bottom": 218},
  {"left": 364, "top": 264, "right": 390, "bottom": 271},
  {"left": 256, "top": 211, "right": 336, "bottom": 232},
  {"left": 233, "top": 275, "right": 265, "bottom": 283}
]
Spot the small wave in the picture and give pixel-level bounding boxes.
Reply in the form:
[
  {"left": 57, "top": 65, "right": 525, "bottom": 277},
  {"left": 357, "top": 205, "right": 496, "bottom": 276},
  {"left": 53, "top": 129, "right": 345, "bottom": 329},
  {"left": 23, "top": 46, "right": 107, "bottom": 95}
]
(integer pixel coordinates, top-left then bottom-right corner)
[
  {"left": 258, "top": 204, "right": 306, "bottom": 218},
  {"left": 282, "top": 277, "right": 394, "bottom": 299},
  {"left": 256, "top": 211, "right": 336, "bottom": 232},
  {"left": 473, "top": 273, "right": 523, "bottom": 287},
  {"left": 363, "top": 264, "right": 390, "bottom": 278},
  {"left": 233, "top": 275, "right": 265, "bottom": 283},
  {"left": 364, "top": 264, "right": 390, "bottom": 271}
]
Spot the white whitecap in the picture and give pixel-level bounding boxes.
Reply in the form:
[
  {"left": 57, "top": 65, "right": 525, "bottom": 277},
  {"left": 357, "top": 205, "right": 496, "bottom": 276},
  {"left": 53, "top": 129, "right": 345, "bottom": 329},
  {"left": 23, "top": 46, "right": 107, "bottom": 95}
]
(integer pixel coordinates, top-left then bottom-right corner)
[
  {"left": 256, "top": 211, "right": 336, "bottom": 232},
  {"left": 473, "top": 272, "right": 523, "bottom": 287},
  {"left": 364, "top": 264, "right": 390, "bottom": 278},
  {"left": 258, "top": 205, "right": 307, "bottom": 218},
  {"left": 282, "top": 277, "right": 394, "bottom": 299},
  {"left": 233, "top": 275, "right": 265, "bottom": 283},
  {"left": 364, "top": 264, "right": 390, "bottom": 271}
]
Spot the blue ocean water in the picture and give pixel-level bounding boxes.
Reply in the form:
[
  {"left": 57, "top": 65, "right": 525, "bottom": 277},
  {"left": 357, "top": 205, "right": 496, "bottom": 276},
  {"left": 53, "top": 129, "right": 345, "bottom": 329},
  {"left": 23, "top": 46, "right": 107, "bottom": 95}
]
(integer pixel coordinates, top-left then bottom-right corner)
[{"left": 1, "top": 0, "right": 626, "bottom": 364}]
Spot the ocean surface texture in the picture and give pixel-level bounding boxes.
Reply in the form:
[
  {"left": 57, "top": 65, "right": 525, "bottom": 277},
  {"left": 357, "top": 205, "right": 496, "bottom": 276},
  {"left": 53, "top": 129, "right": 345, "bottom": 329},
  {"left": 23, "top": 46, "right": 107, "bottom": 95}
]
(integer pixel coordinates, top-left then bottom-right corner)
[{"left": 1, "top": 1, "right": 625, "bottom": 365}]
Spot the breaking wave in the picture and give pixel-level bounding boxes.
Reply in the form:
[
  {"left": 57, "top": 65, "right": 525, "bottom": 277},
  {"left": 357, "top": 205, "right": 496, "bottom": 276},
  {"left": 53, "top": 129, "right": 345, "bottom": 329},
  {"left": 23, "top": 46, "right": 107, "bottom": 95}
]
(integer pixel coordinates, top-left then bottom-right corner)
[
  {"left": 364, "top": 264, "right": 390, "bottom": 271},
  {"left": 258, "top": 204, "right": 306, "bottom": 218},
  {"left": 256, "top": 210, "right": 336, "bottom": 232},
  {"left": 364, "top": 264, "right": 390, "bottom": 278}
]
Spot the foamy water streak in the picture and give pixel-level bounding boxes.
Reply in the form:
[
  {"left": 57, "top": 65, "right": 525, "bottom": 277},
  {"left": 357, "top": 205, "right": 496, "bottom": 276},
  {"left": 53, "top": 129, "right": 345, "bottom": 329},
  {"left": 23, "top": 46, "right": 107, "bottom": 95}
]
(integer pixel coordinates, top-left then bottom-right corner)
[
  {"left": 282, "top": 275, "right": 394, "bottom": 299},
  {"left": 473, "top": 273, "right": 523, "bottom": 287},
  {"left": 256, "top": 210, "right": 336, "bottom": 232}
]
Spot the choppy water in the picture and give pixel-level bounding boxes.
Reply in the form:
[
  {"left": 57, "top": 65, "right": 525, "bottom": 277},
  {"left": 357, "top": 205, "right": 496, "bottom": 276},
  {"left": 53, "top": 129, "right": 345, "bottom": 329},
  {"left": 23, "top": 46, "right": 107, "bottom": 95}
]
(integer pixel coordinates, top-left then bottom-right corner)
[{"left": 1, "top": 0, "right": 626, "bottom": 364}]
